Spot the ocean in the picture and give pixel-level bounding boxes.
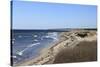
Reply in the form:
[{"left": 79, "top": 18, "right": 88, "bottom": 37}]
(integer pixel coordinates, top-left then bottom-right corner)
[{"left": 11, "top": 30, "right": 60, "bottom": 64}]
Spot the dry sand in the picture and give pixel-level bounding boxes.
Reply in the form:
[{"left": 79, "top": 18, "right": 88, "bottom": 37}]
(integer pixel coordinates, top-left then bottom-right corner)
[
  {"left": 14, "top": 29, "right": 97, "bottom": 66},
  {"left": 53, "top": 41, "right": 97, "bottom": 63}
]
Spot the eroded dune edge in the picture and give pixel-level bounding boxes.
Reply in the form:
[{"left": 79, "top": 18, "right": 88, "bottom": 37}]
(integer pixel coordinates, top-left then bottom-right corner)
[{"left": 15, "top": 29, "right": 97, "bottom": 66}]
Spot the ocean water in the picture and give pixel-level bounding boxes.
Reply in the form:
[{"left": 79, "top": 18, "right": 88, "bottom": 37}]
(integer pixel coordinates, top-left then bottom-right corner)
[{"left": 11, "top": 30, "right": 60, "bottom": 64}]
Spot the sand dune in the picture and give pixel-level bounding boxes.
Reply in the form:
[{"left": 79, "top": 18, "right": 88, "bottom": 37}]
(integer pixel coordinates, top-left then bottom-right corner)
[{"left": 54, "top": 41, "right": 97, "bottom": 63}]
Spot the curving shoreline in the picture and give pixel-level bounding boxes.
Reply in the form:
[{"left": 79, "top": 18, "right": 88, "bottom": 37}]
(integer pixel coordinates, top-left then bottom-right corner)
[{"left": 14, "top": 29, "right": 97, "bottom": 66}]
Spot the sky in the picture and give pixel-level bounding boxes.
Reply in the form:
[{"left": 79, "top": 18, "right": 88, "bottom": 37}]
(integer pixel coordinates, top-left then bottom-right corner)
[{"left": 12, "top": 1, "right": 97, "bottom": 29}]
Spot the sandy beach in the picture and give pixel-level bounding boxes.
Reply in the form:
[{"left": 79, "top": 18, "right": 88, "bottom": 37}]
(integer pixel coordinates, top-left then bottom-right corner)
[{"left": 14, "top": 29, "right": 97, "bottom": 66}]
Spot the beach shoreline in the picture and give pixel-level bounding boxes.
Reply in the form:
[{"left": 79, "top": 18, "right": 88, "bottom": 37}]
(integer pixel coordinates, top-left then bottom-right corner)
[{"left": 14, "top": 29, "right": 97, "bottom": 66}]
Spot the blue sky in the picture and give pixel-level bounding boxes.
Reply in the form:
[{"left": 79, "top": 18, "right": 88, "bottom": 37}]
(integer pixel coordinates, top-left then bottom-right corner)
[{"left": 12, "top": 1, "right": 97, "bottom": 29}]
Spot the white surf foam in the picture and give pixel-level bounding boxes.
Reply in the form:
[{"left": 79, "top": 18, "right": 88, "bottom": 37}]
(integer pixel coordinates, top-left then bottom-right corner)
[
  {"left": 43, "top": 32, "right": 58, "bottom": 40},
  {"left": 12, "top": 41, "right": 15, "bottom": 44},
  {"left": 34, "top": 35, "right": 38, "bottom": 37},
  {"left": 12, "top": 55, "right": 17, "bottom": 58},
  {"left": 28, "top": 42, "right": 40, "bottom": 47},
  {"left": 34, "top": 39, "right": 38, "bottom": 42},
  {"left": 16, "top": 42, "right": 40, "bottom": 56},
  {"left": 17, "top": 51, "right": 23, "bottom": 56}
]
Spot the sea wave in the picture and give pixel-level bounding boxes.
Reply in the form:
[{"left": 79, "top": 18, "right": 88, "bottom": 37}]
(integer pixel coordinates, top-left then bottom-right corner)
[
  {"left": 42, "top": 32, "right": 58, "bottom": 40},
  {"left": 16, "top": 42, "right": 40, "bottom": 56}
]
